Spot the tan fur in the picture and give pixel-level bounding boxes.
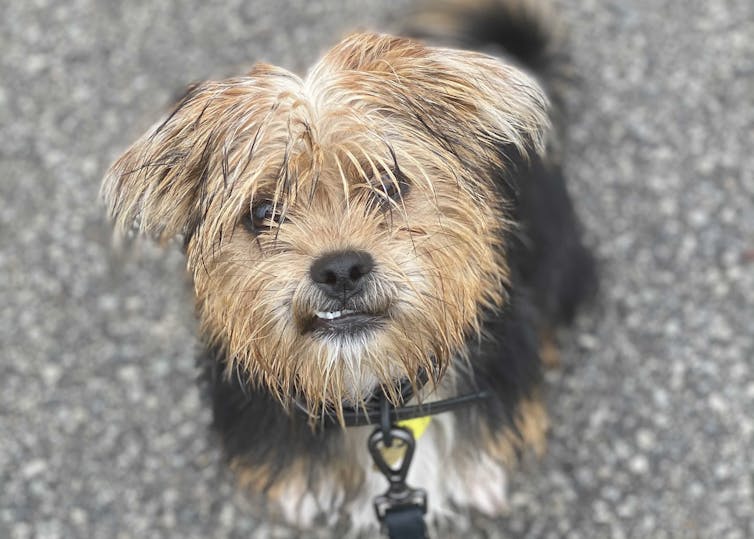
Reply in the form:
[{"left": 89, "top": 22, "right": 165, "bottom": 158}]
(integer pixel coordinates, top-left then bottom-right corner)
[
  {"left": 539, "top": 328, "right": 561, "bottom": 368},
  {"left": 486, "top": 397, "right": 549, "bottom": 464},
  {"left": 102, "top": 33, "right": 549, "bottom": 416}
]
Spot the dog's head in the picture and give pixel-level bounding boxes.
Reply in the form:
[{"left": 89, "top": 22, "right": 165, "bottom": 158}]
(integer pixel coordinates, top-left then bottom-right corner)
[{"left": 103, "top": 33, "right": 548, "bottom": 416}]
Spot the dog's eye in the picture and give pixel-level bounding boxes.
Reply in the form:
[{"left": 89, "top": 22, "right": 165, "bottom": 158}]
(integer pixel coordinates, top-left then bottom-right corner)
[
  {"left": 242, "top": 201, "right": 283, "bottom": 233},
  {"left": 373, "top": 170, "right": 409, "bottom": 206}
]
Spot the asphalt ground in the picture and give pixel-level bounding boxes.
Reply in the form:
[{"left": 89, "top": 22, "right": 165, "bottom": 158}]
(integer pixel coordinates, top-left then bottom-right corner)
[{"left": 1, "top": 1, "right": 753, "bottom": 537}]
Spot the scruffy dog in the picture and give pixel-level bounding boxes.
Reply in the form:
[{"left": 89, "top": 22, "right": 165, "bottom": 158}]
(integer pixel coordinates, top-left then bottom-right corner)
[{"left": 102, "top": 0, "right": 595, "bottom": 535}]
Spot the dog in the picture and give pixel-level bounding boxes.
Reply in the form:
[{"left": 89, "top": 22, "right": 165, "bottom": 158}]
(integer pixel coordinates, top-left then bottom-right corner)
[{"left": 102, "top": 0, "right": 596, "bottom": 535}]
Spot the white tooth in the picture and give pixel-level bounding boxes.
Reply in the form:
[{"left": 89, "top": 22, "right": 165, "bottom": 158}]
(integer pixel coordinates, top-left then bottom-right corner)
[{"left": 314, "top": 309, "right": 357, "bottom": 320}]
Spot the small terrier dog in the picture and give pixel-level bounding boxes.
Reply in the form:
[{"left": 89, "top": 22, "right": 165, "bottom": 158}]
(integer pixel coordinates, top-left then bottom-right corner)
[{"left": 103, "top": 0, "right": 595, "bottom": 535}]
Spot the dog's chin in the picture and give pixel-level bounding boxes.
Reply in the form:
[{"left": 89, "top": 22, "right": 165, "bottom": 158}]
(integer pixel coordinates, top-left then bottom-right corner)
[
  {"left": 289, "top": 307, "right": 435, "bottom": 408},
  {"left": 340, "top": 378, "right": 383, "bottom": 407}
]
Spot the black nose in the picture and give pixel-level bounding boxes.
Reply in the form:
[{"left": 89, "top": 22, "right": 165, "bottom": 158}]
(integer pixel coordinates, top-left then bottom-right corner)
[{"left": 310, "top": 250, "right": 374, "bottom": 300}]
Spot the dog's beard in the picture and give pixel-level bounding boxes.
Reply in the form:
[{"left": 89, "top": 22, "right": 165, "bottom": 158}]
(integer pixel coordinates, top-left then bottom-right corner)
[{"left": 195, "top": 240, "right": 465, "bottom": 415}]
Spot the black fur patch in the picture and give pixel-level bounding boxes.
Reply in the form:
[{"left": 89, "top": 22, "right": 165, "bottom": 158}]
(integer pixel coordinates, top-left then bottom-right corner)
[
  {"left": 201, "top": 349, "right": 341, "bottom": 490},
  {"left": 452, "top": 143, "right": 596, "bottom": 447},
  {"left": 498, "top": 145, "right": 598, "bottom": 326},
  {"left": 456, "top": 5, "right": 552, "bottom": 70},
  {"left": 454, "top": 289, "right": 543, "bottom": 440}
]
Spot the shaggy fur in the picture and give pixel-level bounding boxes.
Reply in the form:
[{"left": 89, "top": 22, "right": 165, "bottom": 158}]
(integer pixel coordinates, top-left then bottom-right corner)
[{"left": 102, "top": 0, "right": 595, "bottom": 535}]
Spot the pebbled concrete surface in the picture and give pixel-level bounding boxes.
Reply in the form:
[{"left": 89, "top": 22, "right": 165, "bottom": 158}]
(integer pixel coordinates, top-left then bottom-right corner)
[{"left": 1, "top": 1, "right": 752, "bottom": 537}]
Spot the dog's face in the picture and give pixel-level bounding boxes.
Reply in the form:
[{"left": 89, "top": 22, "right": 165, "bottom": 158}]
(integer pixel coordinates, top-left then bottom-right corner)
[{"left": 103, "top": 33, "right": 547, "bottom": 415}]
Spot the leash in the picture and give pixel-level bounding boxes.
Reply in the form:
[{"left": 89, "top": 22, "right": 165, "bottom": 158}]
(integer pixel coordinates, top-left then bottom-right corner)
[
  {"left": 368, "top": 394, "right": 428, "bottom": 539},
  {"left": 367, "top": 392, "right": 489, "bottom": 538},
  {"left": 293, "top": 380, "right": 489, "bottom": 538}
]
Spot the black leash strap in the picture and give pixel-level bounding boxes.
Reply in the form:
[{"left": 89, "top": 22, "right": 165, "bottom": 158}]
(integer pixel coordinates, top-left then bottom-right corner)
[
  {"left": 368, "top": 396, "right": 429, "bottom": 539},
  {"left": 383, "top": 505, "right": 428, "bottom": 539}
]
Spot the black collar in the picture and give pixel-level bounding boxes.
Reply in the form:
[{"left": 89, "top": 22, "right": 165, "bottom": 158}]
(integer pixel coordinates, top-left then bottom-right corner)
[
  {"left": 292, "top": 372, "right": 490, "bottom": 427},
  {"left": 340, "top": 389, "right": 491, "bottom": 426}
]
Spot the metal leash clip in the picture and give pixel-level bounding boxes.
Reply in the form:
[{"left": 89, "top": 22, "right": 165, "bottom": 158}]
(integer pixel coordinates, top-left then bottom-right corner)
[{"left": 368, "top": 395, "right": 428, "bottom": 537}]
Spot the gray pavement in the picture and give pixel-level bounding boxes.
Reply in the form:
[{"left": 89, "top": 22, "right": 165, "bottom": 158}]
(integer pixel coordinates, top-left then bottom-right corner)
[{"left": 1, "top": 1, "right": 753, "bottom": 537}]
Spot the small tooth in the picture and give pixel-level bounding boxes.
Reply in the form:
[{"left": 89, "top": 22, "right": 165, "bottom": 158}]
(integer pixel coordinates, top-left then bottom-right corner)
[
  {"left": 315, "top": 311, "right": 339, "bottom": 320},
  {"left": 315, "top": 310, "right": 357, "bottom": 320}
]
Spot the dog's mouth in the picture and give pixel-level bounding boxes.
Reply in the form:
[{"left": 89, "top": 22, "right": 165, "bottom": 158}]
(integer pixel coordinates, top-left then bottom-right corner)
[{"left": 304, "top": 309, "right": 386, "bottom": 336}]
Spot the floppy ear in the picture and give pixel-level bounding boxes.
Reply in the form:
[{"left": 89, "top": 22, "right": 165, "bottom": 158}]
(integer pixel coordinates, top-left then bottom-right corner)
[
  {"left": 425, "top": 46, "right": 551, "bottom": 158},
  {"left": 102, "top": 82, "right": 219, "bottom": 243},
  {"left": 101, "top": 66, "right": 300, "bottom": 243},
  {"left": 316, "top": 33, "right": 550, "bottom": 162}
]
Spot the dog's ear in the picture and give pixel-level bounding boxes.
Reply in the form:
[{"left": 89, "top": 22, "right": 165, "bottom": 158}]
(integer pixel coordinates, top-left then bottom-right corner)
[
  {"left": 102, "top": 82, "right": 217, "bottom": 243},
  {"left": 101, "top": 67, "right": 298, "bottom": 243},
  {"left": 318, "top": 33, "right": 550, "bottom": 161},
  {"left": 424, "top": 46, "right": 551, "bottom": 159}
]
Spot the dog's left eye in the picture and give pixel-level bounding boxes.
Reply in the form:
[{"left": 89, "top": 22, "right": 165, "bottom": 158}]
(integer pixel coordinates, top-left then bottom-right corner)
[
  {"left": 242, "top": 201, "right": 283, "bottom": 233},
  {"left": 373, "top": 170, "right": 409, "bottom": 206}
]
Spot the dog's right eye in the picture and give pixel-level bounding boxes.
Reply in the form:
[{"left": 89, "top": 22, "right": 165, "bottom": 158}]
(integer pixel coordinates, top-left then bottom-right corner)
[{"left": 242, "top": 201, "right": 283, "bottom": 233}]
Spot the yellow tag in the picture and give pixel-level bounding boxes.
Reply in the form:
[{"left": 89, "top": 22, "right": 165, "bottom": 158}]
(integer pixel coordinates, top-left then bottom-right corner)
[
  {"left": 377, "top": 416, "right": 433, "bottom": 467},
  {"left": 396, "top": 416, "right": 432, "bottom": 440}
]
